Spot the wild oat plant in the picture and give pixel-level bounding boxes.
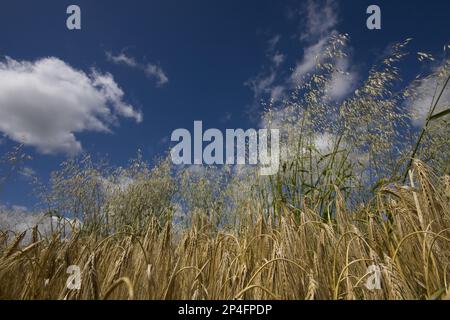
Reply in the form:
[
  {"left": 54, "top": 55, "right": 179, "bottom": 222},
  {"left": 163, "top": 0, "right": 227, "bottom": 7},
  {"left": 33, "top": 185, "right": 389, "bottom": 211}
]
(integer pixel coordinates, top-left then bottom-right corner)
[{"left": 0, "top": 37, "right": 449, "bottom": 300}]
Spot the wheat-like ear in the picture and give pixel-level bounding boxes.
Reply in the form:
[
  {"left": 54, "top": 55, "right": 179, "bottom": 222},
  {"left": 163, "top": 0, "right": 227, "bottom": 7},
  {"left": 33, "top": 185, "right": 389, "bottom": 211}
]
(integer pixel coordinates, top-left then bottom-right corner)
[
  {"left": 31, "top": 225, "right": 39, "bottom": 244},
  {"left": 3, "top": 231, "right": 27, "bottom": 258},
  {"left": 87, "top": 253, "right": 99, "bottom": 300},
  {"left": 103, "top": 277, "right": 134, "bottom": 300},
  {"left": 305, "top": 270, "right": 318, "bottom": 300}
]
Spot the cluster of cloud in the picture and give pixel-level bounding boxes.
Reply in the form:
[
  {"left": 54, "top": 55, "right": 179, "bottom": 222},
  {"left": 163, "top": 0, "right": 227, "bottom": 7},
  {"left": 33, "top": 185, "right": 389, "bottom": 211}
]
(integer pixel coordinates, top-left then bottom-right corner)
[
  {"left": 246, "top": 0, "right": 370, "bottom": 179},
  {"left": 18, "top": 166, "right": 36, "bottom": 179},
  {"left": 324, "top": 58, "right": 358, "bottom": 101},
  {"left": 0, "top": 206, "right": 81, "bottom": 241},
  {"left": 299, "top": 0, "right": 338, "bottom": 41},
  {"left": 245, "top": 34, "right": 287, "bottom": 105},
  {"left": 247, "top": 0, "right": 358, "bottom": 106},
  {"left": 0, "top": 57, "right": 142, "bottom": 155},
  {"left": 100, "top": 175, "right": 135, "bottom": 194},
  {"left": 407, "top": 70, "right": 450, "bottom": 127},
  {"left": 106, "top": 51, "right": 169, "bottom": 87},
  {"left": 292, "top": 0, "right": 358, "bottom": 98}
]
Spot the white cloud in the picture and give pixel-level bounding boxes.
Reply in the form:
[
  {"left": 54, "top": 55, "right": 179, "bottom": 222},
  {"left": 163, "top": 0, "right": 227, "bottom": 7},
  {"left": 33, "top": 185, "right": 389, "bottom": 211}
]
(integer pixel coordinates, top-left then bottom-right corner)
[
  {"left": 245, "top": 33, "right": 288, "bottom": 104},
  {"left": 11, "top": 205, "right": 28, "bottom": 212},
  {"left": 325, "top": 58, "right": 358, "bottom": 101},
  {"left": 0, "top": 209, "right": 82, "bottom": 240},
  {"left": 101, "top": 175, "right": 135, "bottom": 194},
  {"left": 291, "top": 0, "right": 340, "bottom": 84},
  {"left": 268, "top": 35, "right": 281, "bottom": 51},
  {"left": 107, "top": 52, "right": 169, "bottom": 87},
  {"left": 290, "top": 0, "right": 357, "bottom": 102},
  {"left": 0, "top": 57, "right": 142, "bottom": 155},
  {"left": 407, "top": 72, "right": 450, "bottom": 127},
  {"left": 269, "top": 85, "right": 286, "bottom": 102},
  {"left": 291, "top": 37, "right": 328, "bottom": 84},
  {"left": 246, "top": 72, "right": 276, "bottom": 100},
  {"left": 105, "top": 52, "right": 138, "bottom": 68},
  {"left": 91, "top": 70, "right": 143, "bottom": 120},
  {"left": 300, "top": 0, "right": 338, "bottom": 41},
  {"left": 0, "top": 208, "right": 41, "bottom": 235},
  {"left": 248, "top": 0, "right": 349, "bottom": 99},
  {"left": 247, "top": 0, "right": 356, "bottom": 113},
  {"left": 272, "top": 53, "right": 285, "bottom": 67},
  {"left": 145, "top": 64, "right": 169, "bottom": 86},
  {"left": 19, "top": 166, "right": 36, "bottom": 179},
  {"left": 314, "top": 132, "right": 335, "bottom": 153}
]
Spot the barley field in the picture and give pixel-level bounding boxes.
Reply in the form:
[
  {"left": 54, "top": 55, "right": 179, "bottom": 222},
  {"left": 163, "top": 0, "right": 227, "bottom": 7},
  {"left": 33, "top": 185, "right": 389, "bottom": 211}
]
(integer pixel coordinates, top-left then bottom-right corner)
[{"left": 0, "top": 36, "right": 449, "bottom": 300}]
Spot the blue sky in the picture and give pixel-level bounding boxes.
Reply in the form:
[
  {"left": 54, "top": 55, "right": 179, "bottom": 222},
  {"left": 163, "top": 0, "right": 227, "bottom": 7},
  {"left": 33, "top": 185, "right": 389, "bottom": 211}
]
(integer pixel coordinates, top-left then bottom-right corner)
[{"left": 0, "top": 0, "right": 449, "bottom": 210}]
